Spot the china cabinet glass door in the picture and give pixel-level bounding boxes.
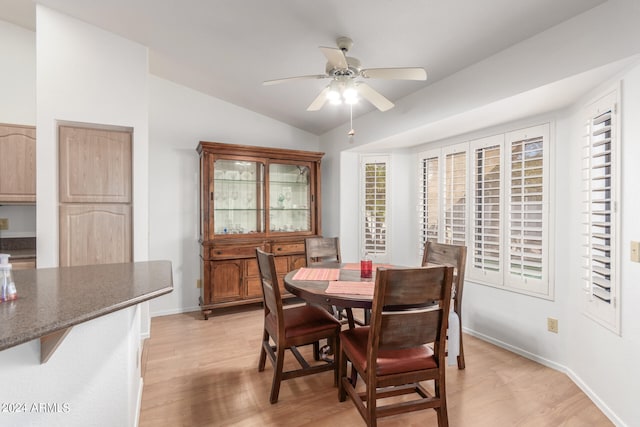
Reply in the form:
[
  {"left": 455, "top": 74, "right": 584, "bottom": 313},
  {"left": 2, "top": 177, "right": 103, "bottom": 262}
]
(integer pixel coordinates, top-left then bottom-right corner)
[
  {"left": 212, "top": 159, "right": 264, "bottom": 235},
  {"left": 268, "top": 162, "right": 312, "bottom": 233}
]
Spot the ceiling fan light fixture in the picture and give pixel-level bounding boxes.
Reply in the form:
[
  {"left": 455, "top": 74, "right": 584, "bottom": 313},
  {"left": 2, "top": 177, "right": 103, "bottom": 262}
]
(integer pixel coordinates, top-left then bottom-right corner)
[{"left": 343, "top": 87, "right": 358, "bottom": 104}]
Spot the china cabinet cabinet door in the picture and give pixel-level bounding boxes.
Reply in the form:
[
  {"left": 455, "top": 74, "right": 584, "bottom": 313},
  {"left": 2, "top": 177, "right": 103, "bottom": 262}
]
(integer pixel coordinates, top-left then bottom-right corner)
[
  {"left": 209, "top": 158, "right": 265, "bottom": 239},
  {"left": 207, "top": 260, "right": 242, "bottom": 303},
  {"left": 268, "top": 162, "right": 314, "bottom": 234}
]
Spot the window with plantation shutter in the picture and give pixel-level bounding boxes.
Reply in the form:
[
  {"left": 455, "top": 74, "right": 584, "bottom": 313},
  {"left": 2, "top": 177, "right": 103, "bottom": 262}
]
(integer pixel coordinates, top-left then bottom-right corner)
[
  {"left": 505, "top": 124, "right": 549, "bottom": 295},
  {"left": 418, "top": 151, "right": 440, "bottom": 252},
  {"left": 443, "top": 147, "right": 467, "bottom": 246},
  {"left": 417, "top": 124, "right": 552, "bottom": 298},
  {"left": 581, "top": 89, "right": 620, "bottom": 334},
  {"left": 468, "top": 135, "right": 503, "bottom": 284},
  {"left": 361, "top": 156, "right": 389, "bottom": 262}
]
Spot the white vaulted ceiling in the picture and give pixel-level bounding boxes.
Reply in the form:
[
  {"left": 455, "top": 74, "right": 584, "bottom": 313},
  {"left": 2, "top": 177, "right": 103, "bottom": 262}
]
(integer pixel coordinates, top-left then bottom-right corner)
[{"left": 0, "top": 0, "right": 613, "bottom": 136}]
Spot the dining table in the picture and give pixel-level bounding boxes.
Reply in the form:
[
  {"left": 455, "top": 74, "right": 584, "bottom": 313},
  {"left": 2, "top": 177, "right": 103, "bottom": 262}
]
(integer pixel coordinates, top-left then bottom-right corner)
[
  {"left": 283, "top": 262, "right": 386, "bottom": 328},
  {"left": 284, "top": 261, "right": 461, "bottom": 365}
]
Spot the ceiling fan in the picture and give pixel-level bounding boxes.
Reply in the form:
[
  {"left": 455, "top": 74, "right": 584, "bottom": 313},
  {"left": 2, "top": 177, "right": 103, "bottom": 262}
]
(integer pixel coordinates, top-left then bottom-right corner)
[{"left": 263, "top": 36, "right": 427, "bottom": 112}]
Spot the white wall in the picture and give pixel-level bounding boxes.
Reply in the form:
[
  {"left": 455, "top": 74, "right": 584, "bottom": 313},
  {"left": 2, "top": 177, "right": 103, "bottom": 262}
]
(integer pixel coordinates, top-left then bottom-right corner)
[
  {"left": 0, "top": 306, "right": 141, "bottom": 427},
  {"left": 0, "top": 20, "right": 37, "bottom": 239},
  {"left": 319, "top": 3, "right": 640, "bottom": 426},
  {"left": 0, "top": 20, "right": 35, "bottom": 125},
  {"left": 563, "top": 63, "right": 640, "bottom": 426},
  {"left": 30, "top": 6, "right": 149, "bottom": 425},
  {"left": 147, "top": 75, "right": 319, "bottom": 316},
  {"left": 36, "top": 6, "right": 149, "bottom": 267}
]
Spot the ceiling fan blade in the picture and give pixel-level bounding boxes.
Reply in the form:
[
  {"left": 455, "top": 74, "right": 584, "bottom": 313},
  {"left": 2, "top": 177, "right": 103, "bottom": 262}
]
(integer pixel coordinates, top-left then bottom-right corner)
[
  {"left": 361, "top": 67, "right": 427, "bottom": 81},
  {"left": 263, "top": 74, "right": 327, "bottom": 86},
  {"left": 356, "top": 83, "right": 394, "bottom": 111},
  {"left": 319, "top": 46, "right": 348, "bottom": 69},
  {"left": 307, "top": 87, "right": 330, "bottom": 111}
]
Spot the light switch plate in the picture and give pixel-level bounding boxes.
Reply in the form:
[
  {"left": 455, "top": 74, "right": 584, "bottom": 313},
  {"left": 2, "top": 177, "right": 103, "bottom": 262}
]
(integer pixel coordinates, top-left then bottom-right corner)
[
  {"left": 0, "top": 218, "right": 8, "bottom": 230},
  {"left": 631, "top": 241, "right": 640, "bottom": 263}
]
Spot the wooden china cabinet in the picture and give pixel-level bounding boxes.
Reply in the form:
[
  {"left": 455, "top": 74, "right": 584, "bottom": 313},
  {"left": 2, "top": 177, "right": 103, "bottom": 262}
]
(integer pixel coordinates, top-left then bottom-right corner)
[{"left": 197, "top": 141, "right": 324, "bottom": 319}]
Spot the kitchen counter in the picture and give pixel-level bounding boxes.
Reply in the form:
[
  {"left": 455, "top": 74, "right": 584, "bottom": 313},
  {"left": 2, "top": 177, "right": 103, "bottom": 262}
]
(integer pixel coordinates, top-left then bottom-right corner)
[{"left": 0, "top": 261, "right": 173, "bottom": 358}]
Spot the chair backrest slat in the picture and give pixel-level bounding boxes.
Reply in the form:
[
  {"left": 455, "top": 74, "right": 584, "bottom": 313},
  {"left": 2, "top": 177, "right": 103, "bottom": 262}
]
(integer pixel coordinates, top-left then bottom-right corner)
[
  {"left": 421, "top": 241, "right": 466, "bottom": 300},
  {"left": 379, "top": 308, "right": 442, "bottom": 349},
  {"left": 305, "top": 237, "right": 341, "bottom": 265},
  {"left": 256, "top": 248, "right": 283, "bottom": 322},
  {"left": 369, "top": 266, "right": 454, "bottom": 360}
]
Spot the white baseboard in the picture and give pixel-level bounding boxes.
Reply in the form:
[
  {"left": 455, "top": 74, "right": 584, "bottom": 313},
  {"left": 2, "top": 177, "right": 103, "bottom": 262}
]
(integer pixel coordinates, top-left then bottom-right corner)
[
  {"left": 463, "top": 327, "right": 625, "bottom": 427},
  {"left": 150, "top": 306, "right": 200, "bottom": 318}
]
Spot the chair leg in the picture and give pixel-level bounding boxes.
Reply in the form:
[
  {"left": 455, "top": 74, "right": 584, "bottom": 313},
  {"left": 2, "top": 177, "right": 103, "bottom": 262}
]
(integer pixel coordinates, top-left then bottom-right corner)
[
  {"left": 366, "top": 379, "right": 377, "bottom": 427},
  {"left": 269, "top": 345, "right": 286, "bottom": 404},
  {"left": 457, "top": 313, "right": 465, "bottom": 370},
  {"left": 435, "top": 377, "right": 449, "bottom": 427},
  {"left": 258, "top": 330, "right": 268, "bottom": 371},
  {"left": 338, "top": 342, "right": 348, "bottom": 401}
]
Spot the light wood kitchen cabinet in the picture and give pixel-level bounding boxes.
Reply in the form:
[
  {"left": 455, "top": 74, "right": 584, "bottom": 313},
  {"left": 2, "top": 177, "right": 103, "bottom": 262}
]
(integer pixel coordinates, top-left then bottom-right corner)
[
  {"left": 59, "top": 125, "right": 132, "bottom": 203},
  {"left": 58, "top": 125, "right": 132, "bottom": 267},
  {"left": 0, "top": 124, "right": 36, "bottom": 203},
  {"left": 59, "top": 204, "right": 132, "bottom": 266},
  {"left": 197, "top": 141, "right": 323, "bottom": 319}
]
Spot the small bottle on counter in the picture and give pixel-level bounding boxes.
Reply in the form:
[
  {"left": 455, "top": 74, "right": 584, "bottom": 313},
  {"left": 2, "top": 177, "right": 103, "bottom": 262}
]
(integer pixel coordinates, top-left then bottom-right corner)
[{"left": 0, "top": 253, "right": 17, "bottom": 302}]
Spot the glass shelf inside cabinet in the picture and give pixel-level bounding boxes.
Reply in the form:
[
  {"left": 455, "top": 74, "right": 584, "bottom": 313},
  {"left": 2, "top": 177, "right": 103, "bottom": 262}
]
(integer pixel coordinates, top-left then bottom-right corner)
[
  {"left": 213, "top": 159, "right": 264, "bottom": 235},
  {"left": 269, "top": 163, "right": 311, "bottom": 232}
]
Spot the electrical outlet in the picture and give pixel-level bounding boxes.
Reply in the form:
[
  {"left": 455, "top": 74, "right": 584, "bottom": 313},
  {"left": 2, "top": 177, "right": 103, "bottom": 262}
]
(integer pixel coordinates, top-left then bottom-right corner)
[
  {"left": 547, "top": 317, "right": 558, "bottom": 333},
  {"left": 196, "top": 279, "right": 202, "bottom": 288},
  {"left": 631, "top": 241, "right": 640, "bottom": 263},
  {"left": 0, "top": 218, "right": 8, "bottom": 230}
]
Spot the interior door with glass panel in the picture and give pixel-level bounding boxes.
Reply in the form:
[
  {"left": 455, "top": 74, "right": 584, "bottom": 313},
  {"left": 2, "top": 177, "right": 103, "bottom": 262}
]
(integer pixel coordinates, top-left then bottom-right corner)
[
  {"left": 268, "top": 161, "right": 313, "bottom": 234},
  {"left": 211, "top": 158, "right": 265, "bottom": 236}
]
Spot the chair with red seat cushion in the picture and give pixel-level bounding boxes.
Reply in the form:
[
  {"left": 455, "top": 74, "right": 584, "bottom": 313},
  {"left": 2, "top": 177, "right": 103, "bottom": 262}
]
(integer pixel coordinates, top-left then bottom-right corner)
[
  {"left": 256, "top": 248, "right": 341, "bottom": 404},
  {"left": 422, "top": 241, "right": 467, "bottom": 369},
  {"left": 338, "top": 266, "right": 454, "bottom": 427}
]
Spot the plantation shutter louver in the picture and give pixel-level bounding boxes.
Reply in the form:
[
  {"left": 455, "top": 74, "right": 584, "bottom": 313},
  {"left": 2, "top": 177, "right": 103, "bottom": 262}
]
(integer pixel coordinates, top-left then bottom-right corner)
[
  {"left": 362, "top": 157, "right": 388, "bottom": 261},
  {"left": 443, "top": 150, "right": 467, "bottom": 246},
  {"left": 418, "top": 153, "right": 440, "bottom": 251},
  {"left": 468, "top": 135, "right": 503, "bottom": 283},
  {"left": 581, "top": 89, "right": 619, "bottom": 333},
  {"left": 506, "top": 124, "right": 549, "bottom": 294}
]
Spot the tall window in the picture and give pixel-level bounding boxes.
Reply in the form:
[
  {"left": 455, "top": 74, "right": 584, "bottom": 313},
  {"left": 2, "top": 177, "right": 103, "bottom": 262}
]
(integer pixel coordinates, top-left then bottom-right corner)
[
  {"left": 468, "top": 135, "right": 503, "bottom": 284},
  {"left": 506, "top": 124, "right": 549, "bottom": 294},
  {"left": 418, "top": 143, "right": 467, "bottom": 252},
  {"left": 443, "top": 148, "right": 467, "bottom": 246},
  {"left": 418, "top": 154, "right": 439, "bottom": 246},
  {"left": 581, "top": 89, "right": 620, "bottom": 334},
  {"left": 418, "top": 124, "right": 552, "bottom": 298},
  {"left": 361, "top": 156, "right": 389, "bottom": 262}
]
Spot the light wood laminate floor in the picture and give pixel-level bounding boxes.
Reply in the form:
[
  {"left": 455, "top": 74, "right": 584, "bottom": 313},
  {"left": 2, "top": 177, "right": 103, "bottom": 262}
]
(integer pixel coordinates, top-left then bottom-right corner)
[{"left": 139, "top": 305, "right": 612, "bottom": 426}]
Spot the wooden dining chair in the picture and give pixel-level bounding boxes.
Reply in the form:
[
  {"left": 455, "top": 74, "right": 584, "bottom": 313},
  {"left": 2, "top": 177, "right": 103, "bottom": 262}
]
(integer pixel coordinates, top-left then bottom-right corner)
[
  {"left": 304, "top": 236, "right": 366, "bottom": 326},
  {"left": 255, "top": 248, "right": 342, "bottom": 404},
  {"left": 304, "top": 236, "right": 341, "bottom": 265},
  {"left": 421, "top": 241, "right": 467, "bottom": 369},
  {"left": 338, "top": 266, "right": 454, "bottom": 427}
]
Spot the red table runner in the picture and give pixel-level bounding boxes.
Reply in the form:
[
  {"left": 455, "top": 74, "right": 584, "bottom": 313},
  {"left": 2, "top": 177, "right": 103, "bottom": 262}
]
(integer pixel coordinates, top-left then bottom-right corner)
[
  {"left": 292, "top": 268, "right": 340, "bottom": 281},
  {"left": 325, "top": 281, "right": 374, "bottom": 296}
]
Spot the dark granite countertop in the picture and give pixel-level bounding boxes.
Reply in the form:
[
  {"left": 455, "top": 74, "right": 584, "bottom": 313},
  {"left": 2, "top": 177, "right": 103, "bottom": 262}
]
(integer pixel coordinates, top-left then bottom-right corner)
[{"left": 0, "top": 261, "right": 173, "bottom": 351}]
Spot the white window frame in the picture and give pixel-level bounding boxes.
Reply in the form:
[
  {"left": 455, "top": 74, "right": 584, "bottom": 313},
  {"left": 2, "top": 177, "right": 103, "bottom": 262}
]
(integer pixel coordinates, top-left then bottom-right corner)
[
  {"left": 417, "top": 142, "right": 468, "bottom": 255},
  {"left": 360, "top": 155, "right": 390, "bottom": 263},
  {"left": 468, "top": 134, "right": 504, "bottom": 285},
  {"left": 581, "top": 87, "right": 621, "bottom": 334},
  {"left": 417, "top": 123, "right": 554, "bottom": 299},
  {"left": 504, "top": 124, "right": 551, "bottom": 296}
]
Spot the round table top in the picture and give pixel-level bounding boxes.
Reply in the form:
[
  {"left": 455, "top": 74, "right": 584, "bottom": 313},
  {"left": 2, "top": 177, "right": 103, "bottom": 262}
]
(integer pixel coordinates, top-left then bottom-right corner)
[{"left": 283, "top": 263, "right": 375, "bottom": 309}]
